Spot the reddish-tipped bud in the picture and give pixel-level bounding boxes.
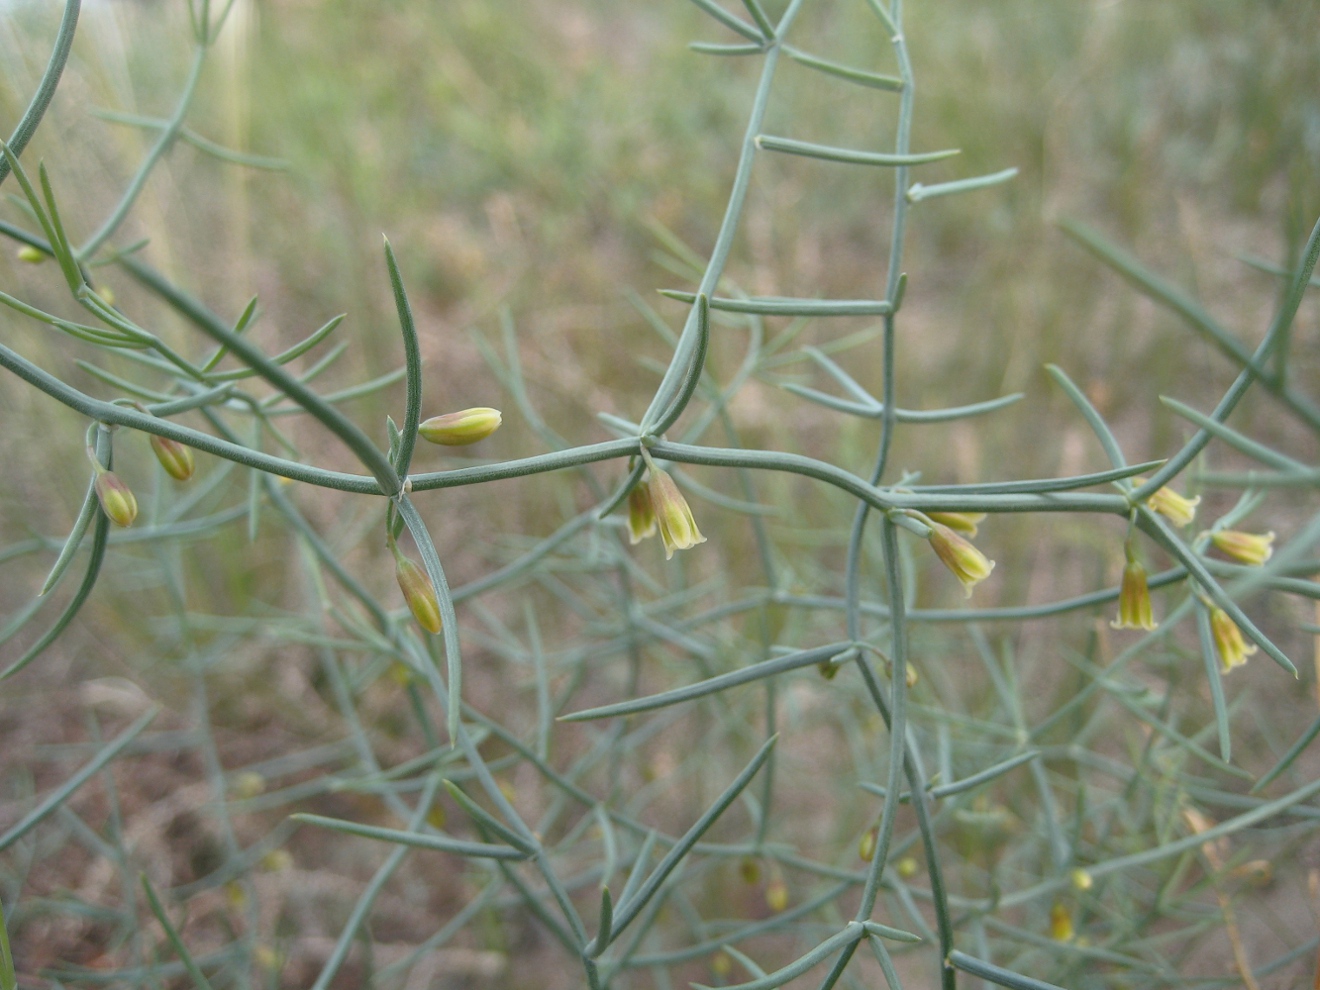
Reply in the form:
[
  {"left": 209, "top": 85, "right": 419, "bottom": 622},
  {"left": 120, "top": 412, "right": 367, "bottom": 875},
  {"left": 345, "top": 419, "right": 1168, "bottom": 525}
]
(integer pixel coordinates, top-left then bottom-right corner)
[
  {"left": 395, "top": 552, "right": 442, "bottom": 634},
  {"left": 149, "top": 434, "right": 195, "bottom": 481},
  {"left": 94, "top": 470, "right": 138, "bottom": 527},
  {"left": 928, "top": 523, "right": 994, "bottom": 597},
  {"left": 418, "top": 407, "right": 502, "bottom": 446}
]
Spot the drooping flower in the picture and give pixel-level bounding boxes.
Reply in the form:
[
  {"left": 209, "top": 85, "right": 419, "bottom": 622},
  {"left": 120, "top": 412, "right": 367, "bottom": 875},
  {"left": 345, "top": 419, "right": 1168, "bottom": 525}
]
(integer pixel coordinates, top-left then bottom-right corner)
[
  {"left": 926, "top": 511, "right": 986, "bottom": 537},
  {"left": 1111, "top": 559, "right": 1156, "bottom": 631},
  {"left": 627, "top": 481, "right": 656, "bottom": 544},
  {"left": 646, "top": 465, "right": 706, "bottom": 559},
  {"left": 1209, "top": 529, "right": 1275, "bottom": 566},
  {"left": 418, "top": 407, "right": 502, "bottom": 446},
  {"left": 1209, "top": 607, "right": 1255, "bottom": 673},
  {"left": 393, "top": 549, "right": 442, "bottom": 634},
  {"left": 149, "top": 433, "right": 196, "bottom": 481},
  {"left": 928, "top": 523, "right": 994, "bottom": 597},
  {"left": 1136, "top": 477, "right": 1200, "bottom": 527}
]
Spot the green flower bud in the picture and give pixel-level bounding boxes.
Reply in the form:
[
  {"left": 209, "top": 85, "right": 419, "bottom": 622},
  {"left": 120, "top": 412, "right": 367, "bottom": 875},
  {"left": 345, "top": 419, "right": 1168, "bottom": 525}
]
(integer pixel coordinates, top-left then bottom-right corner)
[
  {"left": 16, "top": 245, "right": 45, "bottom": 264},
  {"left": 394, "top": 551, "right": 442, "bottom": 634},
  {"left": 418, "top": 407, "right": 502, "bottom": 446},
  {"left": 94, "top": 470, "right": 138, "bottom": 527},
  {"left": 149, "top": 433, "right": 195, "bottom": 481}
]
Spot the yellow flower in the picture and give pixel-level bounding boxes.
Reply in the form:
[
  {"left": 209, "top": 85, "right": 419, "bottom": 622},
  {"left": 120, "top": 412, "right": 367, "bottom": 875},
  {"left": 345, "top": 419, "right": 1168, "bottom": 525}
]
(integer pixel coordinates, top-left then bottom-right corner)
[
  {"left": 394, "top": 550, "right": 442, "bottom": 634},
  {"left": 1210, "top": 607, "right": 1255, "bottom": 673},
  {"left": 1136, "top": 477, "right": 1200, "bottom": 527},
  {"left": 418, "top": 407, "right": 502, "bottom": 445},
  {"left": 1111, "top": 560, "right": 1156, "bottom": 630},
  {"left": 928, "top": 523, "right": 994, "bottom": 597},
  {"left": 1209, "top": 530, "right": 1275, "bottom": 566},
  {"left": 646, "top": 465, "right": 706, "bottom": 559},
  {"left": 926, "top": 511, "right": 986, "bottom": 537},
  {"left": 627, "top": 481, "right": 656, "bottom": 544}
]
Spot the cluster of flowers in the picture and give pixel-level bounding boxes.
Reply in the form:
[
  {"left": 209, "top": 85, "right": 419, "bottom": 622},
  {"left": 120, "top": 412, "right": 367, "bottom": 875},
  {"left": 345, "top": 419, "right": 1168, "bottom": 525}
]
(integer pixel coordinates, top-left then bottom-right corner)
[{"left": 1112, "top": 479, "right": 1274, "bottom": 673}]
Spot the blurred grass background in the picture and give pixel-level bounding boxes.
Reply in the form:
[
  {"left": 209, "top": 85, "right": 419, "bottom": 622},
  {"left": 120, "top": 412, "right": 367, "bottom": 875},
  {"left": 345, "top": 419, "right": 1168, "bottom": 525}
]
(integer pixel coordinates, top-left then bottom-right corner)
[{"left": 2, "top": 0, "right": 1320, "bottom": 986}]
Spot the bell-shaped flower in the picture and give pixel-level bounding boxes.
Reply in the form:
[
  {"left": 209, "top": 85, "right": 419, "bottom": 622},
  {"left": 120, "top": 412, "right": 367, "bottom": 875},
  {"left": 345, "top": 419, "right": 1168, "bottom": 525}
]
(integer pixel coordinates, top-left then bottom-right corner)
[
  {"left": 647, "top": 466, "right": 706, "bottom": 559},
  {"left": 1210, "top": 529, "right": 1275, "bottom": 566},
  {"left": 928, "top": 523, "right": 994, "bottom": 597},
  {"left": 627, "top": 481, "right": 656, "bottom": 544},
  {"left": 1210, "top": 607, "right": 1255, "bottom": 673},
  {"left": 1136, "top": 477, "right": 1200, "bottom": 527},
  {"left": 1111, "top": 559, "right": 1156, "bottom": 630}
]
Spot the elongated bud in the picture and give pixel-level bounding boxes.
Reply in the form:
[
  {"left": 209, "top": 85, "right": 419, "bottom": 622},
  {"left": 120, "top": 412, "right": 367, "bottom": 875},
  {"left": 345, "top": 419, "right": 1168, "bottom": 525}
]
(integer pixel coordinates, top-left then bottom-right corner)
[
  {"left": 1209, "top": 607, "right": 1255, "bottom": 673},
  {"left": 928, "top": 523, "right": 994, "bottom": 596},
  {"left": 646, "top": 465, "right": 706, "bottom": 559},
  {"left": 16, "top": 245, "right": 45, "bottom": 264},
  {"left": 1209, "top": 529, "right": 1274, "bottom": 566},
  {"left": 418, "top": 407, "right": 502, "bottom": 446},
  {"left": 94, "top": 469, "right": 138, "bottom": 527},
  {"left": 1049, "top": 901, "right": 1075, "bottom": 942},
  {"left": 394, "top": 552, "right": 442, "bottom": 634},
  {"left": 1111, "top": 560, "right": 1156, "bottom": 630},
  {"left": 859, "top": 825, "right": 878, "bottom": 862},
  {"left": 150, "top": 433, "right": 195, "bottom": 481},
  {"left": 627, "top": 481, "right": 656, "bottom": 544},
  {"left": 765, "top": 878, "right": 789, "bottom": 912},
  {"left": 926, "top": 511, "right": 986, "bottom": 537}
]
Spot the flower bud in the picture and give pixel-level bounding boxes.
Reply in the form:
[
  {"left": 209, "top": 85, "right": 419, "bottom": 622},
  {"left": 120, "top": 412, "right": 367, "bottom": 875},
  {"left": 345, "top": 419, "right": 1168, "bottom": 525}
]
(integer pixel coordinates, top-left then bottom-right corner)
[
  {"left": 1049, "top": 901, "right": 1074, "bottom": 942},
  {"left": 738, "top": 857, "right": 761, "bottom": 885},
  {"left": 1111, "top": 560, "right": 1156, "bottom": 631},
  {"left": 1071, "top": 868, "right": 1093, "bottom": 891},
  {"left": 765, "top": 878, "right": 789, "bottom": 912},
  {"left": 418, "top": 407, "right": 502, "bottom": 446},
  {"left": 395, "top": 553, "right": 442, "bottom": 634},
  {"left": 1209, "top": 607, "right": 1255, "bottom": 673},
  {"left": 647, "top": 465, "right": 706, "bottom": 560},
  {"left": 926, "top": 511, "right": 986, "bottom": 537},
  {"left": 16, "top": 245, "right": 45, "bottom": 264},
  {"left": 1136, "top": 477, "right": 1199, "bottom": 527},
  {"left": 627, "top": 481, "right": 656, "bottom": 544},
  {"left": 859, "top": 825, "right": 878, "bottom": 862},
  {"left": 94, "top": 470, "right": 138, "bottom": 527},
  {"left": 149, "top": 434, "right": 195, "bottom": 481},
  {"left": 1209, "top": 529, "right": 1275, "bottom": 566},
  {"left": 97, "top": 285, "right": 115, "bottom": 307},
  {"left": 896, "top": 856, "right": 919, "bottom": 879},
  {"left": 928, "top": 523, "right": 994, "bottom": 597}
]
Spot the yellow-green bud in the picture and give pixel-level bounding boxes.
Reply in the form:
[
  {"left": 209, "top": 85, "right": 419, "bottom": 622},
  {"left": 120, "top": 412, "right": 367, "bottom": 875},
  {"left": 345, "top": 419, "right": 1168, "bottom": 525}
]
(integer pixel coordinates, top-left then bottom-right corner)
[
  {"left": 418, "top": 407, "right": 502, "bottom": 446},
  {"left": 1049, "top": 901, "right": 1075, "bottom": 942},
  {"left": 149, "top": 433, "right": 195, "bottom": 481},
  {"left": 1135, "top": 477, "right": 1199, "bottom": 527},
  {"left": 738, "top": 857, "right": 761, "bottom": 885},
  {"left": 926, "top": 511, "right": 986, "bottom": 537},
  {"left": 94, "top": 470, "right": 138, "bottom": 527},
  {"left": 16, "top": 245, "right": 45, "bottom": 264},
  {"left": 646, "top": 465, "right": 706, "bottom": 560},
  {"left": 859, "top": 825, "right": 878, "bottom": 862},
  {"left": 395, "top": 552, "right": 442, "bottom": 634},
  {"left": 765, "top": 878, "right": 789, "bottom": 912},
  {"left": 928, "top": 523, "right": 994, "bottom": 597}
]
